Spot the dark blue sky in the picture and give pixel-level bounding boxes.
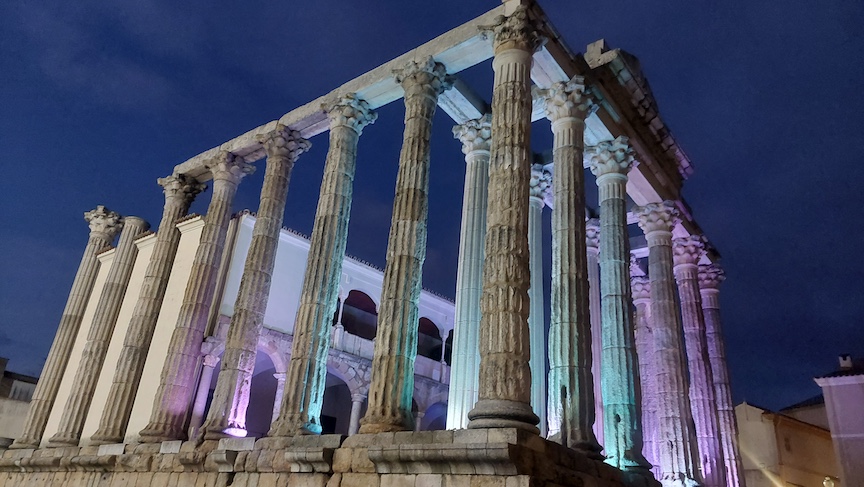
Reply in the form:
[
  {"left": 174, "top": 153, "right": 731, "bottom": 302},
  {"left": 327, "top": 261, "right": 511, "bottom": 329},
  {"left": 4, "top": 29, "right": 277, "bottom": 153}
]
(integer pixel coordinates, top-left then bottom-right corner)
[{"left": 1, "top": 1, "right": 862, "bottom": 412}]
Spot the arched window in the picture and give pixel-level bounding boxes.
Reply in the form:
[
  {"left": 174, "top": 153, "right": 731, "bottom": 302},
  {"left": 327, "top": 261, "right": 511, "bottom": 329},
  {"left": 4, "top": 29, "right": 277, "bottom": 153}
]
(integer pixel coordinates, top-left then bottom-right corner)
[
  {"left": 417, "top": 317, "right": 442, "bottom": 360},
  {"left": 341, "top": 290, "right": 378, "bottom": 340}
]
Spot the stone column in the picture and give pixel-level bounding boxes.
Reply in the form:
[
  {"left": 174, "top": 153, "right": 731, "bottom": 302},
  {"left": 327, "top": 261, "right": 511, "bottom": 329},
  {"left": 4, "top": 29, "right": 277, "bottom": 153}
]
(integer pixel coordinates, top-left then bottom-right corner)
[
  {"left": 673, "top": 235, "right": 724, "bottom": 487},
  {"left": 333, "top": 292, "right": 346, "bottom": 349},
  {"left": 699, "top": 264, "right": 744, "bottom": 487},
  {"left": 48, "top": 216, "right": 151, "bottom": 447},
  {"left": 446, "top": 114, "right": 491, "bottom": 430},
  {"left": 140, "top": 152, "right": 254, "bottom": 443},
  {"left": 634, "top": 202, "right": 701, "bottom": 487},
  {"left": 359, "top": 57, "right": 450, "bottom": 433},
  {"left": 586, "top": 218, "right": 604, "bottom": 447},
  {"left": 348, "top": 394, "right": 366, "bottom": 436},
  {"left": 202, "top": 126, "right": 309, "bottom": 439},
  {"left": 188, "top": 354, "right": 220, "bottom": 438},
  {"left": 540, "top": 76, "right": 599, "bottom": 452},
  {"left": 91, "top": 174, "right": 204, "bottom": 444},
  {"left": 414, "top": 412, "right": 425, "bottom": 432},
  {"left": 11, "top": 206, "right": 122, "bottom": 449},
  {"left": 271, "top": 373, "right": 287, "bottom": 425},
  {"left": 528, "top": 164, "right": 549, "bottom": 437},
  {"left": 588, "top": 137, "right": 649, "bottom": 471},
  {"left": 467, "top": 6, "right": 542, "bottom": 433},
  {"left": 270, "top": 94, "right": 375, "bottom": 437},
  {"left": 632, "top": 275, "right": 658, "bottom": 474}
]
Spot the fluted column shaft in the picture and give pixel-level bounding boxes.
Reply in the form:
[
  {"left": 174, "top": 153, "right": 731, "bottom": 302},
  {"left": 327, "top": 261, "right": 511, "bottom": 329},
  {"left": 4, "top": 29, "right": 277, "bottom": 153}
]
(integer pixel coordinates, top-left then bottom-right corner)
[
  {"left": 139, "top": 153, "right": 253, "bottom": 442},
  {"left": 92, "top": 175, "right": 204, "bottom": 444},
  {"left": 633, "top": 276, "right": 659, "bottom": 476},
  {"left": 528, "top": 168, "right": 548, "bottom": 437},
  {"left": 467, "top": 6, "right": 541, "bottom": 433},
  {"left": 348, "top": 394, "right": 365, "bottom": 436},
  {"left": 635, "top": 202, "right": 701, "bottom": 487},
  {"left": 446, "top": 115, "right": 491, "bottom": 430},
  {"left": 540, "top": 76, "right": 598, "bottom": 451},
  {"left": 12, "top": 207, "right": 122, "bottom": 449},
  {"left": 202, "top": 127, "right": 309, "bottom": 439},
  {"left": 189, "top": 354, "right": 219, "bottom": 438},
  {"left": 589, "top": 138, "right": 649, "bottom": 471},
  {"left": 674, "top": 237, "right": 724, "bottom": 487},
  {"left": 271, "top": 94, "right": 375, "bottom": 436},
  {"left": 586, "top": 220, "right": 604, "bottom": 446},
  {"left": 699, "top": 265, "right": 743, "bottom": 487},
  {"left": 360, "top": 58, "right": 449, "bottom": 434},
  {"left": 49, "top": 216, "right": 151, "bottom": 447}
]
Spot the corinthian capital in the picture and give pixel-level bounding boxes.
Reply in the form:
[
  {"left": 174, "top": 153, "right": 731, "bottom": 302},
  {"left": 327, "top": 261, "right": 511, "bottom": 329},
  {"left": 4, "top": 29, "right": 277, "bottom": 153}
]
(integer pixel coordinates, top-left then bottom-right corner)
[
  {"left": 631, "top": 275, "right": 651, "bottom": 303},
  {"left": 698, "top": 263, "right": 725, "bottom": 290},
  {"left": 672, "top": 235, "right": 707, "bottom": 267},
  {"left": 538, "top": 76, "right": 591, "bottom": 122},
  {"left": 393, "top": 57, "right": 452, "bottom": 96},
  {"left": 634, "top": 201, "right": 680, "bottom": 237},
  {"left": 585, "top": 218, "right": 600, "bottom": 250},
  {"left": 85, "top": 205, "right": 123, "bottom": 239},
  {"left": 258, "top": 125, "right": 311, "bottom": 161},
  {"left": 453, "top": 114, "right": 492, "bottom": 155},
  {"left": 482, "top": 5, "right": 544, "bottom": 53},
  {"left": 158, "top": 173, "right": 206, "bottom": 206},
  {"left": 529, "top": 164, "right": 551, "bottom": 201},
  {"left": 587, "top": 136, "right": 636, "bottom": 178},
  {"left": 326, "top": 93, "right": 377, "bottom": 135},
  {"left": 204, "top": 151, "right": 256, "bottom": 184}
]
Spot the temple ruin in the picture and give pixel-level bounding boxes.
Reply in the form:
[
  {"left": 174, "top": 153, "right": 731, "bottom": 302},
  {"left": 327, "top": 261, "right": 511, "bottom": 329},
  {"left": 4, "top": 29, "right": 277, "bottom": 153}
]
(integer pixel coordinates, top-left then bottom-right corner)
[{"left": 1, "top": 1, "right": 745, "bottom": 486}]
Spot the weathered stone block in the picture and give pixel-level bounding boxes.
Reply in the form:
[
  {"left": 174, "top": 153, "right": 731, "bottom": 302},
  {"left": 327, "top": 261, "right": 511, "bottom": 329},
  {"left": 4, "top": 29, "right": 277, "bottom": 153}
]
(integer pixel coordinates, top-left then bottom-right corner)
[
  {"left": 159, "top": 441, "right": 182, "bottom": 454},
  {"left": 341, "top": 472, "right": 380, "bottom": 487}
]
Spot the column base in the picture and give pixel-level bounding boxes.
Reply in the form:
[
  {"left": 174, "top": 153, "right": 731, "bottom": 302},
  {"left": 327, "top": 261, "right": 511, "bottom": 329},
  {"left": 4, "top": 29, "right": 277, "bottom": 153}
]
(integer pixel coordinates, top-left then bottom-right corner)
[
  {"left": 269, "top": 416, "right": 323, "bottom": 437},
  {"left": 8, "top": 438, "right": 39, "bottom": 450},
  {"left": 88, "top": 433, "right": 124, "bottom": 446},
  {"left": 45, "top": 435, "right": 80, "bottom": 448},
  {"left": 467, "top": 399, "right": 540, "bottom": 434},
  {"left": 358, "top": 412, "right": 412, "bottom": 434},
  {"left": 138, "top": 423, "right": 187, "bottom": 444}
]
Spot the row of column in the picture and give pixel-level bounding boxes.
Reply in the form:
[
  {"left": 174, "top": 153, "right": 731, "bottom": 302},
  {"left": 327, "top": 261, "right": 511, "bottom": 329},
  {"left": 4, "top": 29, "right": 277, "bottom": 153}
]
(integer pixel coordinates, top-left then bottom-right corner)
[{"left": 14, "top": 7, "right": 742, "bottom": 487}]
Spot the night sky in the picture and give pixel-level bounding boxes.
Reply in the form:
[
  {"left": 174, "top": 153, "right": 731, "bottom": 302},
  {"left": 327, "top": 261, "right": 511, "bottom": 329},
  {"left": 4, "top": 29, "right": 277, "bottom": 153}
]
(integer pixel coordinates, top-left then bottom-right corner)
[{"left": 1, "top": 1, "right": 862, "bottom": 413}]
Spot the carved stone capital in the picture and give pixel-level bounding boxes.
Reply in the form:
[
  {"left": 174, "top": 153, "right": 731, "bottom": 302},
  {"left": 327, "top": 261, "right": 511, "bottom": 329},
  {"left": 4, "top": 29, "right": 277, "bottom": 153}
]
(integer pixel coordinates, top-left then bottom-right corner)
[
  {"left": 258, "top": 125, "right": 311, "bottom": 161},
  {"left": 325, "top": 93, "right": 377, "bottom": 135},
  {"left": 453, "top": 114, "right": 492, "bottom": 155},
  {"left": 529, "top": 164, "right": 551, "bottom": 201},
  {"left": 538, "top": 75, "right": 591, "bottom": 122},
  {"left": 205, "top": 151, "right": 256, "bottom": 184},
  {"left": 634, "top": 201, "right": 680, "bottom": 237},
  {"left": 85, "top": 205, "right": 123, "bottom": 239},
  {"left": 158, "top": 173, "right": 206, "bottom": 206},
  {"left": 631, "top": 276, "right": 651, "bottom": 302},
  {"left": 698, "top": 263, "right": 725, "bottom": 290},
  {"left": 587, "top": 136, "right": 636, "bottom": 178},
  {"left": 672, "top": 235, "right": 706, "bottom": 267},
  {"left": 202, "top": 354, "right": 220, "bottom": 369},
  {"left": 393, "top": 57, "right": 453, "bottom": 96},
  {"left": 482, "top": 5, "right": 544, "bottom": 53},
  {"left": 585, "top": 218, "right": 600, "bottom": 250}
]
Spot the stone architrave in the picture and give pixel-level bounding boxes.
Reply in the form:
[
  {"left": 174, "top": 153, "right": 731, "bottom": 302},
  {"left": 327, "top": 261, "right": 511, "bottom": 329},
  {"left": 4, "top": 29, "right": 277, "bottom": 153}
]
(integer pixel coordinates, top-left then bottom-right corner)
[
  {"left": 587, "top": 137, "right": 650, "bottom": 471},
  {"left": 634, "top": 202, "right": 701, "bottom": 487},
  {"left": 585, "top": 218, "right": 604, "bottom": 447},
  {"left": 467, "top": 6, "right": 542, "bottom": 433},
  {"left": 674, "top": 236, "right": 725, "bottom": 487},
  {"left": 540, "top": 76, "right": 599, "bottom": 453},
  {"left": 632, "top": 275, "right": 659, "bottom": 474},
  {"left": 202, "top": 126, "right": 309, "bottom": 439},
  {"left": 48, "top": 216, "right": 151, "bottom": 447},
  {"left": 91, "top": 174, "right": 204, "bottom": 444},
  {"left": 139, "top": 152, "right": 254, "bottom": 442},
  {"left": 698, "top": 264, "right": 744, "bottom": 487},
  {"left": 270, "top": 94, "right": 376, "bottom": 436},
  {"left": 359, "top": 57, "right": 451, "bottom": 434},
  {"left": 528, "top": 164, "right": 549, "bottom": 437},
  {"left": 446, "top": 114, "right": 492, "bottom": 430},
  {"left": 11, "top": 206, "right": 122, "bottom": 449}
]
